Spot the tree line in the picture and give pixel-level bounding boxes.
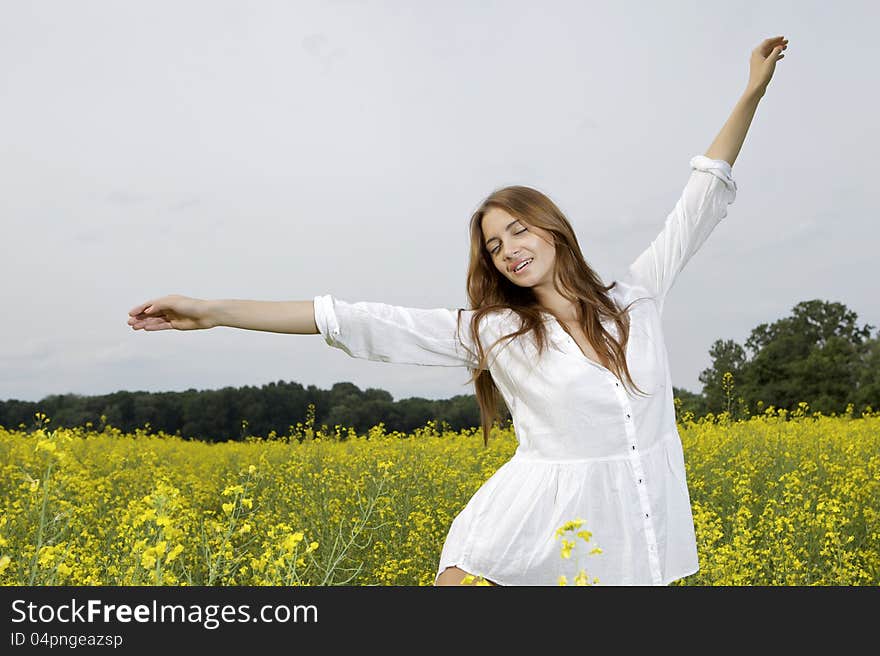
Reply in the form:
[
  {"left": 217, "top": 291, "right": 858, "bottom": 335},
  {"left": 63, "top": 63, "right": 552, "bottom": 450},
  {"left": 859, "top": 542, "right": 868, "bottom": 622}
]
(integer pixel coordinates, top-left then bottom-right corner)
[{"left": 2, "top": 299, "right": 876, "bottom": 441}]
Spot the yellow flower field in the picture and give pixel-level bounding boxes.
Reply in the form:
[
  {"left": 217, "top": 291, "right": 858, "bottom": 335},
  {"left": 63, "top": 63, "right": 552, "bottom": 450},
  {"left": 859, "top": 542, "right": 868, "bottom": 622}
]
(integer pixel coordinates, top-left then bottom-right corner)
[{"left": 1, "top": 404, "right": 877, "bottom": 586}]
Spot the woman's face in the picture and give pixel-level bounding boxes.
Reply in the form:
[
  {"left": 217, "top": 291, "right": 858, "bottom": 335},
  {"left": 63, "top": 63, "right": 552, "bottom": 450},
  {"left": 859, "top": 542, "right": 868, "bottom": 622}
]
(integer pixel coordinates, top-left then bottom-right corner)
[{"left": 481, "top": 207, "right": 556, "bottom": 288}]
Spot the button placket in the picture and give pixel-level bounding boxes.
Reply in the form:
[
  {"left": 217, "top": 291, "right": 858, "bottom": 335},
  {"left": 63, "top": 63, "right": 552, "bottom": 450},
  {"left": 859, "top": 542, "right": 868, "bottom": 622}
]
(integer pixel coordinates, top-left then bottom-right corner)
[{"left": 613, "top": 375, "right": 663, "bottom": 585}]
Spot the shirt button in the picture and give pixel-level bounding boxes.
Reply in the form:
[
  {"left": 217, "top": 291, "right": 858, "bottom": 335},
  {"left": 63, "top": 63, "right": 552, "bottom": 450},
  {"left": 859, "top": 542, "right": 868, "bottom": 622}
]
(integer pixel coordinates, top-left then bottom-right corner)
[
  {"left": 638, "top": 478, "right": 643, "bottom": 483},
  {"left": 645, "top": 513, "right": 649, "bottom": 518},
  {"left": 631, "top": 445, "right": 636, "bottom": 450},
  {"left": 626, "top": 413, "right": 631, "bottom": 419},
  {"left": 615, "top": 382, "right": 619, "bottom": 387}
]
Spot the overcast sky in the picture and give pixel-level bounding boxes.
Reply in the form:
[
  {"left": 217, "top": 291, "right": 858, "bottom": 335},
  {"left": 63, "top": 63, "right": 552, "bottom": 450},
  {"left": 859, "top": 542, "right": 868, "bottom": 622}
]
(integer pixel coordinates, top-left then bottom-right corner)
[{"left": 2, "top": 0, "right": 877, "bottom": 408}]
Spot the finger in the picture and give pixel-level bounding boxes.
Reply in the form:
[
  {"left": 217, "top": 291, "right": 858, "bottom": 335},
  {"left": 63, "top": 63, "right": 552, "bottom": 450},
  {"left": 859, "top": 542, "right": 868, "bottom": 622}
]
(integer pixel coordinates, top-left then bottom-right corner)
[
  {"left": 765, "top": 45, "right": 783, "bottom": 59},
  {"left": 141, "top": 304, "right": 166, "bottom": 316},
  {"left": 129, "top": 301, "right": 155, "bottom": 316}
]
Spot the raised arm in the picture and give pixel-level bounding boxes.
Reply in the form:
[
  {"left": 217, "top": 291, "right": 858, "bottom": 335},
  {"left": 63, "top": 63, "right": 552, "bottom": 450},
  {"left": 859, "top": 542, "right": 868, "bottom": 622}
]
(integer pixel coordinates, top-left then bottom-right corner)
[
  {"left": 704, "top": 35, "right": 788, "bottom": 166},
  {"left": 622, "top": 157, "right": 737, "bottom": 316},
  {"left": 622, "top": 35, "right": 788, "bottom": 314}
]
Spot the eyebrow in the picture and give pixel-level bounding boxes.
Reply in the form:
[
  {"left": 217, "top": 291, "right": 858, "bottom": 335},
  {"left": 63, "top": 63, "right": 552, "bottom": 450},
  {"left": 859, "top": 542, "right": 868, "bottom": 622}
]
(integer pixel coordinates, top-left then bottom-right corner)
[{"left": 484, "top": 219, "right": 521, "bottom": 248}]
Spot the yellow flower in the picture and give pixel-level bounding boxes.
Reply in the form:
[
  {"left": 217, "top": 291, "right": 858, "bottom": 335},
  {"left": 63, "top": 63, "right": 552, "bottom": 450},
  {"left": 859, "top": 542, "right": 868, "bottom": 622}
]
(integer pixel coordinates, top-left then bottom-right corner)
[
  {"left": 35, "top": 440, "right": 57, "bottom": 454},
  {"left": 281, "top": 532, "right": 305, "bottom": 553},
  {"left": 560, "top": 539, "right": 575, "bottom": 559},
  {"left": 555, "top": 518, "right": 586, "bottom": 538},
  {"left": 221, "top": 502, "right": 235, "bottom": 515},
  {"left": 138, "top": 508, "right": 156, "bottom": 524},
  {"left": 166, "top": 545, "right": 184, "bottom": 563},
  {"left": 2, "top": 405, "right": 874, "bottom": 586},
  {"left": 37, "top": 546, "right": 56, "bottom": 566},
  {"left": 558, "top": 575, "right": 568, "bottom": 586}
]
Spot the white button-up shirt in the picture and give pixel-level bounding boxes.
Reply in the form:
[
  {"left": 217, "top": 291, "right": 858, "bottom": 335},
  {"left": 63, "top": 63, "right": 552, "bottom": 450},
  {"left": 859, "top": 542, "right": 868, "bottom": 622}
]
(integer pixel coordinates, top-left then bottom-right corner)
[{"left": 313, "top": 155, "right": 736, "bottom": 585}]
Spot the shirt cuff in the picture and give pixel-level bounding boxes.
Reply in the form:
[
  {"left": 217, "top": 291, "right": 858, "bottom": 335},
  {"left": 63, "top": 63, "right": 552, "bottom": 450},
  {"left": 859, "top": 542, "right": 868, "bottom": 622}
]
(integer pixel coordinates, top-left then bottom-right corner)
[
  {"left": 313, "top": 294, "right": 340, "bottom": 343},
  {"left": 690, "top": 155, "right": 737, "bottom": 196}
]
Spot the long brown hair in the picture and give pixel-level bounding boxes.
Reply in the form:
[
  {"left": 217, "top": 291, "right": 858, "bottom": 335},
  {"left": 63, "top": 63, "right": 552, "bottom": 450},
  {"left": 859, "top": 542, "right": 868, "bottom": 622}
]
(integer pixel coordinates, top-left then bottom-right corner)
[{"left": 455, "top": 185, "right": 652, "bottom": 447}]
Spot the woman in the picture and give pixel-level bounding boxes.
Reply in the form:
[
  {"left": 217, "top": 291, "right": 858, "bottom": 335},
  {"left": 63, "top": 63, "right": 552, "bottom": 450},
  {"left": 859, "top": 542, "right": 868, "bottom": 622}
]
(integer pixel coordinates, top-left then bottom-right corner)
[{"left": 128, "top": 36, "right": 788, "bottom": 586}]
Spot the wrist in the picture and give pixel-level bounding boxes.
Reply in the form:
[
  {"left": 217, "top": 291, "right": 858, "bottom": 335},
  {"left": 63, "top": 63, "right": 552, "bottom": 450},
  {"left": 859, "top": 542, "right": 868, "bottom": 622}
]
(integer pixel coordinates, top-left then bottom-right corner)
[
  {"left": 204, "top": 299, "right": 223, "bottom": 329},
  {"left": 744, "top": 83, "right": 766, "bottom": 102}
]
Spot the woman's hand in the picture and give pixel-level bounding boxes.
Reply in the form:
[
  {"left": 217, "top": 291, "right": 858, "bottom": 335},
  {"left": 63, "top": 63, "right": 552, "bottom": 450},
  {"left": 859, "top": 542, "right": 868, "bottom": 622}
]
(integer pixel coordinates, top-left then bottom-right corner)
[
  {"left": 127, "top": 294, "right": 215, "bottom": 331},
  {"left": 748, "top": 35, "right": 788, "bottom": 97}
]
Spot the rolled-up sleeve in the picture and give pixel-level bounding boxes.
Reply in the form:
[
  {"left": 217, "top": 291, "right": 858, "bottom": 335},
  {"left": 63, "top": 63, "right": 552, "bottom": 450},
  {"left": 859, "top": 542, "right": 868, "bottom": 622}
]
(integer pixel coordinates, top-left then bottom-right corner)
[
  {"left": 623, "top": 155, "right": 737, "bottom": 314},
  {"left": 313, "top": 294, "right": 488, "bottom": 368}
]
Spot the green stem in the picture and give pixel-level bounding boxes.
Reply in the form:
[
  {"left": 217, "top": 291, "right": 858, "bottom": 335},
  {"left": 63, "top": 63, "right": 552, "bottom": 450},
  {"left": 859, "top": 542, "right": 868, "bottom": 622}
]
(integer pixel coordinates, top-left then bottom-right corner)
[
  {"left": 207, "top": 492, "right": 241, "bottom": 585},
  {"left": 319, "top": 473, "right": 387, "bottom": 585},
  {"left": 27, "top": 460, "right": 54, "bottom": 585}
]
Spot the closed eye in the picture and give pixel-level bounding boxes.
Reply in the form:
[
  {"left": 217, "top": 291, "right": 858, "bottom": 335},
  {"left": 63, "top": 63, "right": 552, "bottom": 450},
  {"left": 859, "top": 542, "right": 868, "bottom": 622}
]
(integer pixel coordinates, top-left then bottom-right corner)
[{"left": 491, "top": 228, "right": 527, "bottom": 255}]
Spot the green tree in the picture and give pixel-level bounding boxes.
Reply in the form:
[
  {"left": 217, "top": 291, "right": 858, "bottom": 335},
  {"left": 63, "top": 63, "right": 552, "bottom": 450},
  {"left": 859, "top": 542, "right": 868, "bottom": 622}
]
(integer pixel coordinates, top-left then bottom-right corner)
[
  {"left": 854, "top": 337, "right": 880, "bottom": 411},
  {"left": 699, "top": 300, "right": 876, "bottom": 416}
]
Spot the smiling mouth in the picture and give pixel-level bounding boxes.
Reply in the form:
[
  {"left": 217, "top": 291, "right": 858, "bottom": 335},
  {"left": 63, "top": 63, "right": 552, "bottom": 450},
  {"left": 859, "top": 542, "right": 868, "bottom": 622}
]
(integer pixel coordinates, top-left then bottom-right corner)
[{"left": 511, "top": 258, "right": 533, "bottom": 274}]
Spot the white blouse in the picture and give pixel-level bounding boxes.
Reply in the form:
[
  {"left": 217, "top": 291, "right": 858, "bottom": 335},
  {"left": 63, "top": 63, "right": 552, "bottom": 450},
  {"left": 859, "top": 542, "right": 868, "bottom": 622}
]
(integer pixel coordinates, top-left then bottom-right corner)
[{"left": 313, "top": 155, "right": 737, "bottom": 586}]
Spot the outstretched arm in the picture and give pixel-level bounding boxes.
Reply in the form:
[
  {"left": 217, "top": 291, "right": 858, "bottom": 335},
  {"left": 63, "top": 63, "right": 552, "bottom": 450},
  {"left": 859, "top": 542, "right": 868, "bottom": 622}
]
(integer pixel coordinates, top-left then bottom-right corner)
[
  {"left": 128, "top": 295, "right": 484, "bottom": 368},
  {"left": 704, "top": 35, "right": 788, "bottom": 166},
  {"left": 128, "top": 295, "right": 318, "bottom": 333}
]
